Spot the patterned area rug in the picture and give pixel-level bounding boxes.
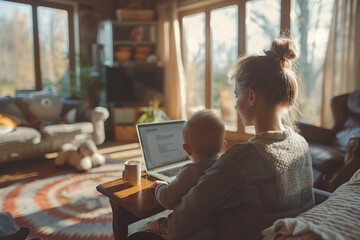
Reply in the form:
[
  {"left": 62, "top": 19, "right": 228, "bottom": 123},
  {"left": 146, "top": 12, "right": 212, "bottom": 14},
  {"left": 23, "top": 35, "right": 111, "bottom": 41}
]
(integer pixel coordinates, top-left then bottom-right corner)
[{"left": 0, "top": 163, "right": 125, "bottom": 240}]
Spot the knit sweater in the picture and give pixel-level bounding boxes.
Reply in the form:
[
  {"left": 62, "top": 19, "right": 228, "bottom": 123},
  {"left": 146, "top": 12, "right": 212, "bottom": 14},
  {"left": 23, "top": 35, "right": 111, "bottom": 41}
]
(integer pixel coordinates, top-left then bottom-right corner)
[{"left": 250, "top": 128, "right": 313, "bottom": 198}]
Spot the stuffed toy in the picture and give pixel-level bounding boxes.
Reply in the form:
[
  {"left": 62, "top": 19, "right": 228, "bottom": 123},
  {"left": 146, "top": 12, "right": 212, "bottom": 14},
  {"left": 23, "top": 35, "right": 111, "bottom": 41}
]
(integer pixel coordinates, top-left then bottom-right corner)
[
  {"left": 54, "top": 139, "right": 105, "bottom": 171},
  {"left": 22, "top": 90, "right": 79, "bottom": 127},
  {"left": 25, "top": 91, "right": 63, "bottom": 124}
]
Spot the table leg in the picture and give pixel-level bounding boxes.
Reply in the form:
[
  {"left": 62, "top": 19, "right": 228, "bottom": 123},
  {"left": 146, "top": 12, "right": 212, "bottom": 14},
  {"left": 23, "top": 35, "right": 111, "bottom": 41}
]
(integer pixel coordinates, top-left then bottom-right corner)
[{"left": 110, "top": 199, "right": 140, "bottom": 240}]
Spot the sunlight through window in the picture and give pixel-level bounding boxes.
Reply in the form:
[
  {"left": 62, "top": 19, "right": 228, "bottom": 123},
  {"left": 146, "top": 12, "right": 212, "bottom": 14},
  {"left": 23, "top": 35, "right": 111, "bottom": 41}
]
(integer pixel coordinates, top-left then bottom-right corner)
[
  {"left": 182, "top": 13, "right": 206, "bottom": 116},
  {"left": 210, "top": 5, "right": 238, "bottom": 131},
  {"left": 291, "top": 0, "right": 334, "bottom": 126},
  {"left": 246, "top": 0, "right": 280, "bottom": 54},
  {"left": 38, "top": 6, "right": 70, "bottom": 92},
  {"left": 0, "top": 0, "right": 73, "bottom": 95},
  {"left": 0, "top": 1, "right": 35, "bottom": 96}
]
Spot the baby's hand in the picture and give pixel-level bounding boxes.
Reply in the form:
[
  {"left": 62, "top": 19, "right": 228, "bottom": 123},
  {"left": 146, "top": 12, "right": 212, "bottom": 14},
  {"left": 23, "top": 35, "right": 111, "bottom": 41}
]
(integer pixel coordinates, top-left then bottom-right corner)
[{"left": 150, "top": 180, "right": 168, "bottom": 189}]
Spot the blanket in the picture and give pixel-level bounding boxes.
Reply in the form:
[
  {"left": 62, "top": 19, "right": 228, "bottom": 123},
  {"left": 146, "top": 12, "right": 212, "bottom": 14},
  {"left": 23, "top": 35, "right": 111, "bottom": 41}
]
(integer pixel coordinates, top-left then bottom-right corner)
[{"left": 262, "top": 169, "right": 360, "bottom": 240}]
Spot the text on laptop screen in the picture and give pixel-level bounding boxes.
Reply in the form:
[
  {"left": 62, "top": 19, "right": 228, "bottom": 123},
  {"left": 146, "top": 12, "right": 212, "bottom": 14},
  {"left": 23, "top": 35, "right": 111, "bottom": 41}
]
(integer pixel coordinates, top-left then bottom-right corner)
[{"left": 137, "top": 121, "right": 189, "bottom": 170}]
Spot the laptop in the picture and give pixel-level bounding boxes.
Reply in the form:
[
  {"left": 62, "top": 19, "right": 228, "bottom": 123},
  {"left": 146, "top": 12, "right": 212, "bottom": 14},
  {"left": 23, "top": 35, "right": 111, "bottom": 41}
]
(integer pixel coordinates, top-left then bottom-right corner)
[{"left": 136, "top": 120, "right": 191, "bottom": 182}]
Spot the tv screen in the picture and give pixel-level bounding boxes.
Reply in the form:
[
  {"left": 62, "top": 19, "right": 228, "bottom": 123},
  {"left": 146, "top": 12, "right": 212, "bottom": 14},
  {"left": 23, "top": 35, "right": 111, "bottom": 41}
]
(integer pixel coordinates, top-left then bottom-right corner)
[{"left": 105, "top": 64, "right": 164, "bottom": 106}]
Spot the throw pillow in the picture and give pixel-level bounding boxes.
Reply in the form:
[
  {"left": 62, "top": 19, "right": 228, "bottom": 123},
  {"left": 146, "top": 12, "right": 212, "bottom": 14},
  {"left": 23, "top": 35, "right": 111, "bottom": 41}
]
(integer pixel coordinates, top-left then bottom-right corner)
[{"left": 0, "top": 114, "right": 18, "bottom": 127}]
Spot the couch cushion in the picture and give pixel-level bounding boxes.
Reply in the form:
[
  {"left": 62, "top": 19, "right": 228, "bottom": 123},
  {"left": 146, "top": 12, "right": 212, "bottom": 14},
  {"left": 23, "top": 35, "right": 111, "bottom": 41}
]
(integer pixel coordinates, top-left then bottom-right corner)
[
  {"left": 41, "top": 122, "right": 93, "bottom": 137},
  {"left": 0, "top": 127, "right": 41, "bottom": 145},
  {"left": 14, "top": 97, "right": 36, "bottom": 122},
  {"left": 310, "top": 144, "right": 344, "bottom": 173},
  {"left": 0, "top": 96, "right": 27, "bottom": 125}
]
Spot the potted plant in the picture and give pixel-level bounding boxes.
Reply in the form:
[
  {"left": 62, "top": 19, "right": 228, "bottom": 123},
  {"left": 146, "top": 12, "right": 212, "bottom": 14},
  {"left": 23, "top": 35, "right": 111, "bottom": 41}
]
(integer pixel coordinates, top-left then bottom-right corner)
[{"left": 137, "top": 98, "right": 169, "bottom": 123}]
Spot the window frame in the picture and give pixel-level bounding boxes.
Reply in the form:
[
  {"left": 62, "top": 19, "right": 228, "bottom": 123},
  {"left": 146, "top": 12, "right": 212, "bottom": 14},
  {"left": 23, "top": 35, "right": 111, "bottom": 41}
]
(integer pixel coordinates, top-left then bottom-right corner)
[
  {"left": 178, "top": 0, "right": 291, "bottom": 141},
  {"left": 2, "top": 0, "right": 75, "bottom": 91}
]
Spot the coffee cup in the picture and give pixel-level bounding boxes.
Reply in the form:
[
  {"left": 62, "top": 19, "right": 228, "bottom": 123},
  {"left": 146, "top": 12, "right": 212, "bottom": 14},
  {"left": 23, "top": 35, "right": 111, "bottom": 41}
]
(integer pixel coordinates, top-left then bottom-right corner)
[{"left": 122, "top": 160, "right": 141, "bottom": 186}]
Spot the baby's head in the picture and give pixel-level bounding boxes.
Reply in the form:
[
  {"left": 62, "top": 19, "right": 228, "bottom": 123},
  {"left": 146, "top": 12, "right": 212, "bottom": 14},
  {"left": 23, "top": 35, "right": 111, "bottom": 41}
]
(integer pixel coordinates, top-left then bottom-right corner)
[{"left": 182, "top": 110, "right": 226, "bottom": 160}]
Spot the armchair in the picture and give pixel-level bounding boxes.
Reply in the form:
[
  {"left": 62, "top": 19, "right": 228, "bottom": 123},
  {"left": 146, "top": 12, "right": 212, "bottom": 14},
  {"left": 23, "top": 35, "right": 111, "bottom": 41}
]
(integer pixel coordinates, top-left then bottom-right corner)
[{"left": 299, "top": 90, "right": 360, "bottom": 192}]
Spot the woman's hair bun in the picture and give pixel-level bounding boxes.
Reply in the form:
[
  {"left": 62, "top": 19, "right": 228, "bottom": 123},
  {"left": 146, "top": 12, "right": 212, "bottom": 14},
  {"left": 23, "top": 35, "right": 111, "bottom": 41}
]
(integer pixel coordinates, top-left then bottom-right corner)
[{"left": 265, "top": 37, "right": 299, "bottom": 68}]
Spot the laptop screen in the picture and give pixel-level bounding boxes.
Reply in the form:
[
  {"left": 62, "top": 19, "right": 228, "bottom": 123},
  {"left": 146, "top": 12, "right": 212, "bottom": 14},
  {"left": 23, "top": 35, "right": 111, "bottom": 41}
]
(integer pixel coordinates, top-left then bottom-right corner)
[{"left": 136, "top": 120, "right": 189, "bottom": 171}]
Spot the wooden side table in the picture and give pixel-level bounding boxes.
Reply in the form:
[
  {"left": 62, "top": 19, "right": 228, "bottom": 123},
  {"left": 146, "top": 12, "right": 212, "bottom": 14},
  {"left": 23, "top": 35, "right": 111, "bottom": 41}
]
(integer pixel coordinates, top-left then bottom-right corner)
[{"left": 97, "top": 172, "right": 164, "bottom": 240}]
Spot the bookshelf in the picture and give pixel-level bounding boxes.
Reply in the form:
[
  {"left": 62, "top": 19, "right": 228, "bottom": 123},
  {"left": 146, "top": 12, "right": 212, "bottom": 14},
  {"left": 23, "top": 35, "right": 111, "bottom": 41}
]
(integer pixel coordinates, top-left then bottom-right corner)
[{"left": 97, "top": 20, "right": 158, "bottom": 66}]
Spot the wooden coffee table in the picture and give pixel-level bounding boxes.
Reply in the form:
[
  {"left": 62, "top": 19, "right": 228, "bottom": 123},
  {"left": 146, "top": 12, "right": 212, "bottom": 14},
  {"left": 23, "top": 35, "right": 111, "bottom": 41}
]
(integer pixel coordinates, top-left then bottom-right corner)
[{"left": 96, "top": 172, "right": 165, "bottom": 240}]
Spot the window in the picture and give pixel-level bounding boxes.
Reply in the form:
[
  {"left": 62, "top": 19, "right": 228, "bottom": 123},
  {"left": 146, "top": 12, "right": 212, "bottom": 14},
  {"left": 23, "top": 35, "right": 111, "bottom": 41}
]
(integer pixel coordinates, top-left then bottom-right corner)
[
  {"left": 245, "top": 0, "right": 281, "bottom": 134},
  {"left": 38, "top": 6, "right": 71, "bottom": 91},
  {"left": 182, "top": 12, "right": 206, "bottom": 114},
  {"left": 0, "top": 1, "right": 35, "bottom": 94},
  {"left": 246, "top": 0, "right": 280, "bottom": 54},
  {"left": 291, "top": 0, "right": 334, "bottom": 125},
  {"left": 0, "top": 0, "right": 74, "bottom": 97},
  {"left": 182, "top": 4, "right": 238, "bottom": 131},
  {"left": 180, "top": 0, "right": 334, "bottom": 138},
  {"left": 210, "top": 6, "right": 238, "bottom": 132}
]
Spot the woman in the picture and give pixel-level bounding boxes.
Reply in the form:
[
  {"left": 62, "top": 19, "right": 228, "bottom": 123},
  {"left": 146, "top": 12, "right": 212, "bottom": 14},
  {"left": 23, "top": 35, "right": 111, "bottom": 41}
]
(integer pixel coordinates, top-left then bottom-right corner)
[
  {"left": 163, "top": 37, "right": 314, "bottom": 240},
  {"left": 129, "top": 37, "right": 314, "bottom": 240}
]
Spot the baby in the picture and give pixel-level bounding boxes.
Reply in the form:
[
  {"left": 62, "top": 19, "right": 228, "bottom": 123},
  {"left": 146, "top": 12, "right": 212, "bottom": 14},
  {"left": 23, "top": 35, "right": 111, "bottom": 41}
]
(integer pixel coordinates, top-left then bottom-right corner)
[{"left": 146, "top": 109, "right": 227, "bottom": 237}]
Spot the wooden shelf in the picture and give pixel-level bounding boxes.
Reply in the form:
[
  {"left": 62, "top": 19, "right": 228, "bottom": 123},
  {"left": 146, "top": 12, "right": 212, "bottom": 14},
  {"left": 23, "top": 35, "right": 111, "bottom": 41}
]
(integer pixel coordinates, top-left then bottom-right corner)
[{"left": 97, "top": 19, "right": 158, "bottom": 66}]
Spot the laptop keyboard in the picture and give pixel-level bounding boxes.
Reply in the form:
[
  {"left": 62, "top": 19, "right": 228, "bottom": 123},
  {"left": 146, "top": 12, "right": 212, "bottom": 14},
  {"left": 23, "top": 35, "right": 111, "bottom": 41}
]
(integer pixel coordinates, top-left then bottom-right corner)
[{"left": 158, "top": 166, "right": 183, "bottom": 177}]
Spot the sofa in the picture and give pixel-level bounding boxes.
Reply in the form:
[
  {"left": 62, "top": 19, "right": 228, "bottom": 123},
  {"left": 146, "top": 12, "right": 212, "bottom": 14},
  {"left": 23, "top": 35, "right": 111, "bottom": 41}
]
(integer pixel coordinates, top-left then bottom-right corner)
[
  {"left": 260, "top": 168, "right": 360, "bottom": 240},
  {"left": 0, "top": 91, "right": 109, "bottom": 164},
  {"left": 298, "top": 90, "right": 360, "bottom": 192}
]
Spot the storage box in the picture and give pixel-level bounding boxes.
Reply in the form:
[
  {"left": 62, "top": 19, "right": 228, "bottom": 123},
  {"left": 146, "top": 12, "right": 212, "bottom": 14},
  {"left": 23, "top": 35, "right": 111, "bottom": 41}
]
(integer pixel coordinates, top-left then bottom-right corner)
[
  {"left": 114, "top": 108, "right": 136, "bottom": 124},
  {"left": 116, "top": 9, "right": 156, "bottom": 21}
]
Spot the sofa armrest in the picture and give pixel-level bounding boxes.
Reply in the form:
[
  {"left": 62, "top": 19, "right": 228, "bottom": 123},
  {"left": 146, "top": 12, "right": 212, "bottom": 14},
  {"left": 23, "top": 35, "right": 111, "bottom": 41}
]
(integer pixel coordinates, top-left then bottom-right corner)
[
  {"left": 328, "top": 137, "right": 360, "bottom": 191},
  {"left": 313, "top": 188, "right": 332, "bottom": 205},
  {"left": 298, "top": 122, "right": 335, "bottom": 145},
  {"left": 330, "top": 93, "right": 350, "bottom": 131},
  {"left": 85, "top": 106, "right": 109, "bottom": 145}
]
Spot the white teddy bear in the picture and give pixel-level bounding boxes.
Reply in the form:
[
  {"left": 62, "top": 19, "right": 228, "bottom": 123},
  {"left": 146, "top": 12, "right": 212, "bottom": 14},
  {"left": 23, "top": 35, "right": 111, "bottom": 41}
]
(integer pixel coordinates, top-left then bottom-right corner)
[{"left": 54, "top": 139, "right": 105, "bottom": 171}]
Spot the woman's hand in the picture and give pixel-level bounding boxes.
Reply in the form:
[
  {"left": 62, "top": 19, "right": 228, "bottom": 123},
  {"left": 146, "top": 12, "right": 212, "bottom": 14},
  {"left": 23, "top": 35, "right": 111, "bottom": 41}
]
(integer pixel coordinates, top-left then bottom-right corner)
[{"left": 150, "top": 180, "right": 168, "bottom": 189}]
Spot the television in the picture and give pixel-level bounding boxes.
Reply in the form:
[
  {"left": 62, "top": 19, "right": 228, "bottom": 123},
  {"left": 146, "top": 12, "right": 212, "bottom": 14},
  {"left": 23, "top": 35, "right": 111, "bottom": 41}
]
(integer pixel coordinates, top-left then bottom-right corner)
[{"left": 105, "top": 64, "right": 164, "bottom": 106}]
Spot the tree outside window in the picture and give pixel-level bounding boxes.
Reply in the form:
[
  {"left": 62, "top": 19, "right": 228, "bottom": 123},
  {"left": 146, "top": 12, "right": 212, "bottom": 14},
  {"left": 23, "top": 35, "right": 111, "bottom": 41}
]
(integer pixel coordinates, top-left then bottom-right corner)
[
  {"left": 0, "top": 0, "right": 73, "bottom": 97},
  {"left": 291, "top": 0, "right": 334, "bottom": 125},
  {"left": 0, "top": 1, "right": 35, "bottom": 95},
  {"left": 182, "top": 5, "right": 238, "bottom": 132},
  {"left": 181, "top": 0, "right": 334, "bottom": 137}
]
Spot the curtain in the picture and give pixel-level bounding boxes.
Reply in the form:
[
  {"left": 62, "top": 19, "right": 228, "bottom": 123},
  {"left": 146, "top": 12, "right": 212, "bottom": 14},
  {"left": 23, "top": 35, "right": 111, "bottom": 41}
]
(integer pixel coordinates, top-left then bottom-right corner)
[
  {"left": 321, "top": 0, "right": 360, "bottom": 128},
  {"left": 157, "top": 1, "right": 187, "bottom": 120}
]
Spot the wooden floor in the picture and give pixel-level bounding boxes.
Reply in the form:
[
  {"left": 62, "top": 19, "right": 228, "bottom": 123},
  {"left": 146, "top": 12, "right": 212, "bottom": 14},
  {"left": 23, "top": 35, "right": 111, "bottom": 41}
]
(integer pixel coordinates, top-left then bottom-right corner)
[{"left": 0, "top": 140, "right": 143, "bottom": 189}]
